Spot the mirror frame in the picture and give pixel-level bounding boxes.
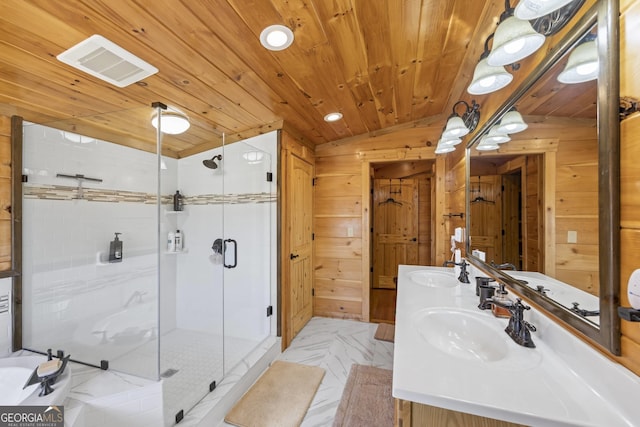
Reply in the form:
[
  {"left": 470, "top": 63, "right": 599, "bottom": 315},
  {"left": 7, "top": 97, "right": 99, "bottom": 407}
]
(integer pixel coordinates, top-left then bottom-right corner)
[{"left": 464, "top": 0, "right": 620, "bottom": 355}]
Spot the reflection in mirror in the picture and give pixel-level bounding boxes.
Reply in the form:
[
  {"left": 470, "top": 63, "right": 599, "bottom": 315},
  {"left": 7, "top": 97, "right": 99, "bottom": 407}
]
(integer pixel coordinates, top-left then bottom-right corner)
[
  {"left": 467, "top": 0, "right": 619, "bottom": 355},
  {"left": 469, "top": 26, "right": 599, "bottom": 325}
]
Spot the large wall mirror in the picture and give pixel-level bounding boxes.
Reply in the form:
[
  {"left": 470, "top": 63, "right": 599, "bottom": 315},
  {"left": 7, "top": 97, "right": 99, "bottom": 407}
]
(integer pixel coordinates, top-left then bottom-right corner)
[{"left": 465, "top": 0, "right": 620, "bottom": 355}]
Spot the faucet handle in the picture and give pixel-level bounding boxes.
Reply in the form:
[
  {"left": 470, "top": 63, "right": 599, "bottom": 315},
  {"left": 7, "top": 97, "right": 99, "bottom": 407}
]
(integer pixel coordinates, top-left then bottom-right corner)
[{"left": 523, "top": 320, "right": 536, "bottom": 332}]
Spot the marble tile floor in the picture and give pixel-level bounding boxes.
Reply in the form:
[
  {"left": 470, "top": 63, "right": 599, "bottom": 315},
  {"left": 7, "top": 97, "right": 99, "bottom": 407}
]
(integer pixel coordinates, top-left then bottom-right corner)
[{"left": 220, "top": 317, "right": 395, "bottom": 427}]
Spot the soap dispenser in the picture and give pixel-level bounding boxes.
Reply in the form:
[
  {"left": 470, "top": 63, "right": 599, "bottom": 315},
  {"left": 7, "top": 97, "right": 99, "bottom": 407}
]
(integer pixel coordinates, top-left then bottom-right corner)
[
  {"left": 173, "top": 191, "right": 184, "bottom": 211},
  {"left": 492, "top": 283, "right": 512, "bottom": 318},
  {"left": 109, "top": 232, "right": 123, "bottom": 263}
]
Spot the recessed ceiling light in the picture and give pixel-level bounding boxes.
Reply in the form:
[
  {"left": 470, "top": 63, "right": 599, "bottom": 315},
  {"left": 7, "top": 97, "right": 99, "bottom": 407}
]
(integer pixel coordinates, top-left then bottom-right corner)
[
  {"left": 324, "top": 112, "right": 343, "bottom": 122},
  {"left": 260, "top": 25, "right": 294, "bottom": 51}
]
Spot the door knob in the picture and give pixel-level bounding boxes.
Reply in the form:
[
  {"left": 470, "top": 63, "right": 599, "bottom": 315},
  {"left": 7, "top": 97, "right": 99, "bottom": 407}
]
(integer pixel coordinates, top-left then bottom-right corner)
[{"left": 290, "top": 253, "right": 299, "bottom": 260}]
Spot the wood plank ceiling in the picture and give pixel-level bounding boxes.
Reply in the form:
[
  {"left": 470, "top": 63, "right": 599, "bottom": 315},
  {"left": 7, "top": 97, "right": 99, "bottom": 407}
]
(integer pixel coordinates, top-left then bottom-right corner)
[{"left": 0, "top": 0, "right": 498, "bottom": 157}]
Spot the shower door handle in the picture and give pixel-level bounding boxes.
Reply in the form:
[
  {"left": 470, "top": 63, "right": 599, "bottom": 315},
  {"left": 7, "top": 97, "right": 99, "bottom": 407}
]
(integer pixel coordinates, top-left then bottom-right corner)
[{"left": 224, "top": 239, "right": 237, "bottom": 269}]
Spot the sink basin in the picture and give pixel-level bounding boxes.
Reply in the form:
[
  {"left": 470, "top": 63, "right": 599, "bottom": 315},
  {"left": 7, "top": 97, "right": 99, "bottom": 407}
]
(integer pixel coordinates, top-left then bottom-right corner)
[
  {"left": 413, "top": 308, "right": 507, "bottom": 362},
  {"left": 412, "top": 308, "right": 542, "bottom": 370},
  {"left": 408, "top": 270, "right": 458, "bottom": 288}
]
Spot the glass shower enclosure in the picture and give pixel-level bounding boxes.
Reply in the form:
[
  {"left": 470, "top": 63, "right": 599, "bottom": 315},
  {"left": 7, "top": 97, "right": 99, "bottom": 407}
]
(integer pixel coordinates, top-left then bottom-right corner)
[{"left": 19, "top": 105, "right": 275, "bottom": 425}]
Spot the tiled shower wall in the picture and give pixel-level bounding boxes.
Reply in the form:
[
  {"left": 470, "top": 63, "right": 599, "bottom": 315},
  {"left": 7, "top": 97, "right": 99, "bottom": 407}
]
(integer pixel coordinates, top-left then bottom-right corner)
[
  {"left": 175, "top": 134, "right": 276, "bottom": 342},
  {"left": 20, "top": 123, "right": 277, "bottom": 378}
]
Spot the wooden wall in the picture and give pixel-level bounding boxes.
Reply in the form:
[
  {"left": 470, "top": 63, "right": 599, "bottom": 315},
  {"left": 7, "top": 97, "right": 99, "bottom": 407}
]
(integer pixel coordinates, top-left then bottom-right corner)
[
  {"left": 313, "top": 123, "right": 445, "bottom": 321},
  {"left": 0, "top": 115, "right": 12, "bottom": 270},
  {"left": 525, "top": 155, "right": 542, "bottom": 273},
  {"left": 554, "top": 137, "right": 599, "bottom": 294},
  {"left": 618, "top": 0, "right": 640, "bottom": 376}
]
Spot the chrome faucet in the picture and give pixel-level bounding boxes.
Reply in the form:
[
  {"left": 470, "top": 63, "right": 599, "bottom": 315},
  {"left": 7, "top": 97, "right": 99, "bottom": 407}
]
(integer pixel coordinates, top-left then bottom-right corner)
[
  {"left": 480, "top": 297, "right": 536, "bottom": 348},
  {"left": 124, "top": 291, "right": 147, "bottom": 308}
]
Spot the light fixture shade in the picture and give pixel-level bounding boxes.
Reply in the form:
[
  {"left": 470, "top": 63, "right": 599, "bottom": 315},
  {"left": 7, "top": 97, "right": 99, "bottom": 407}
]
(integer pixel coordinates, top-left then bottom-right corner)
[
  {"left": 467, "top": 58, "right": 514, "bottom": 95},
  {"left": 476, "top": 136, "right": 500, "bottom": 151},
  {"left": 557, "top": 39, "right": 598, "bottom": 84},
  {"left": 514, "top": 0, "right": 575, "bottom": 20},
  {"left": 435, "top": 143, "right": 456, "bottom": 154},
  {"left": 485, "top": 126, "right": 511, "bottom": 144},
  {"left": 487, "top": 16, "right": 546, "bottom": 66},
  {"left": 496, "top": 109, "right": 529, "bottom": 134},
  {"left": 439, "top": 135, "right": 463, "bottom": 146},
  {"left": 151, "top": 111, "right": 190, "bottom": 134},
  {"left": 442, "top": 115, "right": 470, "bottom": 139}
]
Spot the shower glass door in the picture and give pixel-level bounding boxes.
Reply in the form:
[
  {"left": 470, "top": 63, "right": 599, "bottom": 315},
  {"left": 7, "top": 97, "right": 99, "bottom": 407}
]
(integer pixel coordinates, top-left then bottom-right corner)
[
  {"left": 159, "top": 127, "right": 225, "bottom": 425},
  {"left": 221, "top": 140, "right": 272, "bottom": 375}
]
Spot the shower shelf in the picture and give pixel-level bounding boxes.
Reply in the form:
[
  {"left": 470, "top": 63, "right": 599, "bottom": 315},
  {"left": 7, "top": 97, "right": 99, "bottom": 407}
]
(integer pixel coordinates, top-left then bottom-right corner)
[
  {"left": 165, "top": 248, "right": 189, "bottom": 255},
  {"left": 164, "top": 210, "right": 187, "bottom": 216}
]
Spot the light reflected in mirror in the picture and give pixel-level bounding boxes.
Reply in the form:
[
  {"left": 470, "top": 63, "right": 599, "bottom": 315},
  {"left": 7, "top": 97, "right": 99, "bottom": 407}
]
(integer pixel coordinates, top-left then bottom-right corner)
[{"left": 468, "top": 27, "right": 599, "bottom": 325}]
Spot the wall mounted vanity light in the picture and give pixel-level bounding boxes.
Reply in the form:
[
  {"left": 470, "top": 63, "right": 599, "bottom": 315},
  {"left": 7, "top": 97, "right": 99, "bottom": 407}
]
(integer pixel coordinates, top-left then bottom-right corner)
[
  {"left": 557, "top": 34, "right": 598, "bottom": 84},
  {"left": 485, "top": 125, "right": 511, "bottom": 144},
  {"left": 435, "top": 135, "right": 463, "bottom": 154},
  {"left": 468, "top": 35, "right": 515, "bottom": 95},
  {"left": 515, "top": 0, "right": 575, "bottom": 19},
  {"left": 442, "top": 100, "right": 481, "bottom": 139},
  {"left": 523, "top": 0, "right": 587, "bottom": 35},
  {"left": 435, "top": 143, "right": 456, "bottom": 154},
  {"left": 475, "top": 135, "right": 500, "bottom": 151},
  {"left": 495, "top": 107, "right": 529, "bottom": 134},
  {"left": 487, "top": 0, "right": 545, "bottom": 67},
  {"left": 440, "top": 135, "right": 463, "bottom": 146},
  {"left": 435, "top": 100, "right": 481, "bottom": 155}
]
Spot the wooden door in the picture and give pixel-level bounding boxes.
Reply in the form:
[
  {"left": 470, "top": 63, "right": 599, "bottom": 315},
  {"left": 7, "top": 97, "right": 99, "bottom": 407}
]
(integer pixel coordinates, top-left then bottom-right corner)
[
  {"left": 502, "top": 172, "right": 522, "bottom": 269},
  {"left": 469, "top": 175, "right": 502, "bottom": 263},
  {"left": 372, "top": 179, "right": 418, "bottom": 289},
  {"left": 288, "top": 154, "right": 313, "bottom": 338}
]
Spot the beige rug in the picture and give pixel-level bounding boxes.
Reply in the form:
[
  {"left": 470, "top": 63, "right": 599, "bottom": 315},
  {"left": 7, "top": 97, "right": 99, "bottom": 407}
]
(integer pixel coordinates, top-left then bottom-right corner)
[
  {"left": 374, "top": 323, "right": 395, "bottom": 343},
  {"left": 225, "top": 360, "right": 325, "bottom": 427},
  {"left": 333, "top": 364, "right": 394, "bottom": 427}
]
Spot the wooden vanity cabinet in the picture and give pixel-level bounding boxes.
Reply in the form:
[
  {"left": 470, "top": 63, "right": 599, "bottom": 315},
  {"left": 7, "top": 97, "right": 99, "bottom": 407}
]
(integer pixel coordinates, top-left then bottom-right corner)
[{"left": 394, "top": 399, "right": 525, "bottom": 427}]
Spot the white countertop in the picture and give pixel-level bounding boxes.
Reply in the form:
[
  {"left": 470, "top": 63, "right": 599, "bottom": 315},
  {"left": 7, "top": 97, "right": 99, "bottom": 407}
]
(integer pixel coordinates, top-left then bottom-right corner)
[{"left": 392, "top": 264, "right": 640, "bottom": 427}]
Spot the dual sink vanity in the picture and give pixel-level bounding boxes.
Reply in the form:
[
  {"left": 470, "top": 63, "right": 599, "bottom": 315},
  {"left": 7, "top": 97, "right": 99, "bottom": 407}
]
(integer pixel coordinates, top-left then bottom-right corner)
[{"left": 392, "top": 265, "right": 640, "bottom": 426}]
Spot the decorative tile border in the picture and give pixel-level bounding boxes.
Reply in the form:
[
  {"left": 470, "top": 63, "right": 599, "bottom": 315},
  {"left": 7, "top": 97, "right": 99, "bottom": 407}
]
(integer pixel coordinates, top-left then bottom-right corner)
[
  {"left": 186, "top": 193, "right": 276, "bottom": 205},
  {"left": 24, "top": 185, "right": 276, "bottom": 205}
]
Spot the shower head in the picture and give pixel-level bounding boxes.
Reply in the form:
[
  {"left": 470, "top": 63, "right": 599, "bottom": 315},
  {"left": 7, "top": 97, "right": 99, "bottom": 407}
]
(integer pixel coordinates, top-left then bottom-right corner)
[{"left": 203, "top": 154, "right": 222, "bottom": 169}]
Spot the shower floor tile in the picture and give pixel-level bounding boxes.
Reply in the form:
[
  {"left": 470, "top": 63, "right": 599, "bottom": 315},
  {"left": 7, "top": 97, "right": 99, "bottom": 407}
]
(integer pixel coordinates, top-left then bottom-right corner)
[{"left": 160, "top": 329, "right": 261, "bottom": 426}]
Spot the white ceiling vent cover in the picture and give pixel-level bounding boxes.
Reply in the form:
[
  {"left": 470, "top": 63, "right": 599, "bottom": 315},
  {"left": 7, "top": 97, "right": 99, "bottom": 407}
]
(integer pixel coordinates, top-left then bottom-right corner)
[{"left": 57, "top": 35, "right": 158, "bottom": 88}]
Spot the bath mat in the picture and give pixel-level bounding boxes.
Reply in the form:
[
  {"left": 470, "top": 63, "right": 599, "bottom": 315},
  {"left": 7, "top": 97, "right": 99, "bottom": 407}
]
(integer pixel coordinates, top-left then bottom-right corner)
[
  {"left": 333, "top": 364, "right": 394, "bottom": 427},
  {"left": 225, "top": 360, "right": 325, "bottom": 427},
  {"left": 374, "top": 323, "right": 395, "bottom": 343}
]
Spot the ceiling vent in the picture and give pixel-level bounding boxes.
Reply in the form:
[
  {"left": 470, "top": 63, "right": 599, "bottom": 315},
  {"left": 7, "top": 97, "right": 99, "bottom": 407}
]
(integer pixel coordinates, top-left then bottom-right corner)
[{"left": 57, "top": 35, "right": 158, "bottom": 88}]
